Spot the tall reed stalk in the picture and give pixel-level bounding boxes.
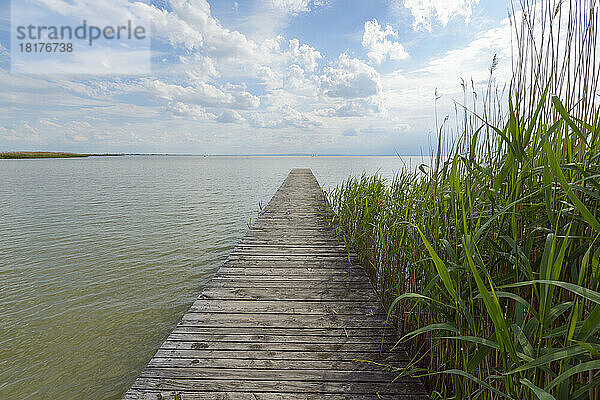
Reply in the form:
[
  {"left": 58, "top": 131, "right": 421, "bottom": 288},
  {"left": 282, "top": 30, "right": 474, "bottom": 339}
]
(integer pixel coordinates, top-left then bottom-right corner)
[{"left": 328, "top": 1, "right": 600, "bottom": 398}]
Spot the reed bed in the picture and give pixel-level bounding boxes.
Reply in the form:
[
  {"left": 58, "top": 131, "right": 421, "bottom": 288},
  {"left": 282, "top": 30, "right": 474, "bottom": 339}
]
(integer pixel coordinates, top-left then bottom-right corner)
[
  {"left": 328, "top": 1, "right": 600, "bottom": 398},
  {"left": 0, "top": 152, "right": 88, "bottom": 159}
]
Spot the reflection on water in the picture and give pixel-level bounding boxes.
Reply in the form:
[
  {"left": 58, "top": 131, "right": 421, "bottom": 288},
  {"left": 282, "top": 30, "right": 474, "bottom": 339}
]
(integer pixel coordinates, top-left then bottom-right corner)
[{"left": 0, "top": 155, "right": 425, "bottom": 400}]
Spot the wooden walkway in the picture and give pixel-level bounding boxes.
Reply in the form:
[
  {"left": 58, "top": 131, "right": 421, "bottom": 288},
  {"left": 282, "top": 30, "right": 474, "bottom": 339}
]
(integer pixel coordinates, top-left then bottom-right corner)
[{"left": 123, "top": 169, "right": 428, "bottom": 400}]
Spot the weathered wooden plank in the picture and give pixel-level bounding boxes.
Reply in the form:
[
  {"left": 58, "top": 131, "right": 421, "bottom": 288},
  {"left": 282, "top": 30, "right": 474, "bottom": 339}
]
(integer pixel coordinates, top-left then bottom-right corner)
[
  {"left": 178, "top": 313, "right": 389, "bottom": 328},
  {"left": 188, "top": 299, "right": 383, "bottom": 315},
  {"left": 230, "top": 250, "right": 349, "bottom": 256},
  {"left": 171, "top": 326, "right": 395, "bottom": 337},
  {"left": 121, "top": 169, "right": 426, "bottom": 399},
  {"left": 153, "top": 349, "right": 406, "bottom": 362},
  {"left": 209, "top": 275, "right": 369, "bottom": 283},
  {"left": 198, "top": 288, "right": 380, "bottom": 302},
  {"left": 216, "top": 265, "right": 361, "bottom": 272},
  {"left": 166, "top": 332, "right": 394, "bottom": 345},
  {"left": 242, "top": 234, "right": 340, "bottom": 240},
  {"left": 204, "top": 279, "right": 374, "bottom": 290},
  {"left": 214, "top": 268, "right": 364, "bottom": 277},
  {"left": 237, "top": 242, "right": 344, "bottom": 247},
  {"left": 138, "top": 367, "right": 405, "bottom": 382},
  {"left": 124, "top": 391, "right": 428, "bottom": 400},
  {"left": 159, "top": 340, "right": 399, "bottom": 353},
  {"left": 227, "top": 255, "right": 357, "bottom": 261},
  {"left": 222, "top": 259, "right": 361, "bottom": 267},
  {"left": 130, "top": 378, "right": 426, "bottom": 394},
  {"left": 239, "top": 233, "right": 342, "bottom": 239},
  {"left": 239, "top": 240, "right": 343, "bottom": 246},
  {"left": 146, "top": 357, "right": 405, "bottom": 370},
  {"left": 214, "top": 270, "right": 364, "bottom": 279}
]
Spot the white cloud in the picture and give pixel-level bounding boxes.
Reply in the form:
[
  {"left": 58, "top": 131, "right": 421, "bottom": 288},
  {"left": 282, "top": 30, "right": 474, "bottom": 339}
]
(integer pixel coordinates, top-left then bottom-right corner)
[
  {"left": 131, "top": 1, "right": 327, "bottom": 117},
  {"left": 416, "top": 17, "right": 511, "bottom": 86},
  {"left": 316, "top": 97, "right": 385, "bottom": 118},
  {"left": 266, "top": 0, "right": 327, "bottom": 15},
  {"left": 217, "top": 110, "right": 245, "bottom": 123},
  {"left": 0, "top": 123, "right": 44, "bottom": 144},
  {"left": 267, "top": 0, "right": 311, "bottom": 14},
  {"left": 319, "top": 53, "right": 381, "bottom": 99},
  {"left": 285, "top": 64, "right": 308, "bottom": 90},
  {"left": 334, "top": 97, "right": 385, "bottom": 117},
  {"left": 248, "top": 105, "right": 321, "bottom": 129},
  {"left": 362, "top": 19, "right": 409, "bottom": 64},
  {"left": 17, "top": 0, "right": 325, "bottom": 112},
  {"left": 148, "top": 80, "right": 260, "bottom": 110},
  {"left": 0, "top": 0, "right": 516, "bottom": 154},
  {"left": 0, "top": 43, "right": 8, "bottom": 59},
  {"left": 287, "top": 39, "right": 323, "bottom": 72},
  {"left": 374, "top": 15, "right": 513, "bottom": 151},
  {"left": 163, "top": 0, "right": 259, "bottom": 60},
  {"left": 167, "top": 102, "right": 217, "bottom": 120},
  {"left": 401, "top": 0, "right": 481, "bottom": 31},
  {"left": 180, "top": 54, "right": 220, "bottom": 80},
  {"left": 39, "top": 119, "right": 62, "bottom": 128},
  {"left": 395, "top": 123, "right": 412, "bottom": 132},
  {"left": 63, "top": 122, "right": 92, "bottom": 142},
  {"left": 14, "top": 47, "right": 151, "bottom": 75},
  {"left": 136, "top": 3, "right": 205, "bottom": 49}
]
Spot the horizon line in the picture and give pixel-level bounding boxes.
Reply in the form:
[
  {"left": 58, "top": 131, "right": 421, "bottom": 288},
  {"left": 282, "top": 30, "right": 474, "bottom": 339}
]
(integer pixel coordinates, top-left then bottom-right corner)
[{"left": 94, "top": 153, "right": 431, "bottom": 157}]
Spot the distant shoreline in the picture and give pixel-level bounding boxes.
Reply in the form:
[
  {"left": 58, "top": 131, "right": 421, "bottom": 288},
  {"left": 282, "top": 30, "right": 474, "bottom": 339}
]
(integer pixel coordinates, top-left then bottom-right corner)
[
  {"left": 0, "top": 152, "right": 124, "bottom": 159},
  {"left": 0, "top": 152, "right": 423, "bottom": 158}
]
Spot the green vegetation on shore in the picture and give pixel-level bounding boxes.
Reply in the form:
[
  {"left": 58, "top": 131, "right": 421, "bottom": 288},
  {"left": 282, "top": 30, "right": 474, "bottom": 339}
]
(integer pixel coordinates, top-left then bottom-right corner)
[
  {"left": 0, "top": 152, "right": 89, "bottom": 159},
  {"left": 0, "top": 152, "right": 126, "bottom": 159},
  {"left": 329, "top": 1, "right": 600, "bottom": 398}
]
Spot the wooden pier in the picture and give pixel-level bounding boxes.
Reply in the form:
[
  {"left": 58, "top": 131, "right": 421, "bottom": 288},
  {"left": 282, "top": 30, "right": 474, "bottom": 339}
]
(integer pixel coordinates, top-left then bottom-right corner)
[{"left": 123, "top": 169, "right": 428, "bottom": 399}]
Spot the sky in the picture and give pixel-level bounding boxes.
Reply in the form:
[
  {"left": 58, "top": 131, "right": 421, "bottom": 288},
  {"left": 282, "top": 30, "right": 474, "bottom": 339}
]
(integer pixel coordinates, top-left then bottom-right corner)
[{"left": 0, "top": 0, "right": 513, "bottom": 155}]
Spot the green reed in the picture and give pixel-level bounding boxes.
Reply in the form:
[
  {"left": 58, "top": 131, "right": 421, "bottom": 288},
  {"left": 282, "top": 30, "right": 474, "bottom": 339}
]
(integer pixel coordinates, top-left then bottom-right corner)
[{"left": 328, "top": 1, "right": 600, "bottom": 398}]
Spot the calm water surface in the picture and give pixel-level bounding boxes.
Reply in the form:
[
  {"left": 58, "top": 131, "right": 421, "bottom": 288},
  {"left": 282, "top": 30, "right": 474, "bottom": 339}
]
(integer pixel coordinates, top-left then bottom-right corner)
[{"left": 0, "top": 156, "right": 425, "bottom": 400}]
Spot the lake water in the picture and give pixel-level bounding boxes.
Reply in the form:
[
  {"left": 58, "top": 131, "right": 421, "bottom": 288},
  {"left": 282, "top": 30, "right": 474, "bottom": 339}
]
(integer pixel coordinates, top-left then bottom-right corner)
[{"left": 0, "top": 155, "right": 427, "bottom": 400}]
